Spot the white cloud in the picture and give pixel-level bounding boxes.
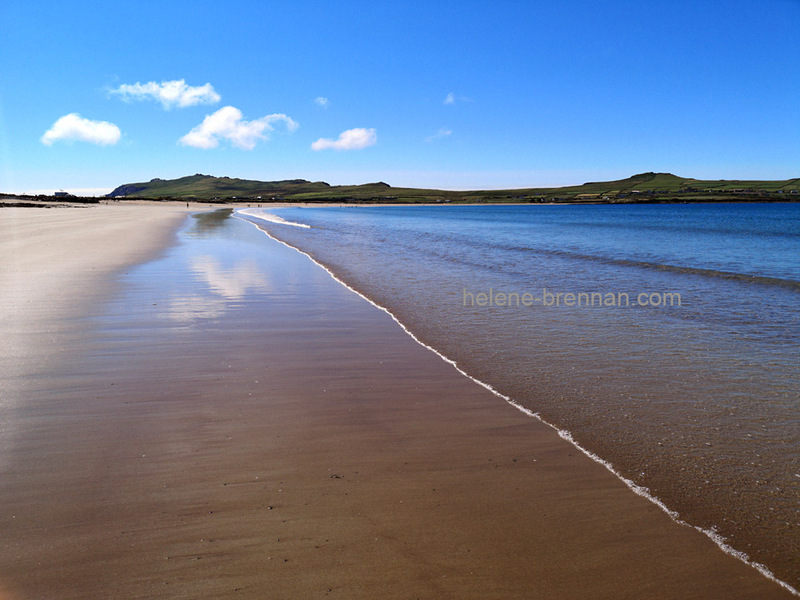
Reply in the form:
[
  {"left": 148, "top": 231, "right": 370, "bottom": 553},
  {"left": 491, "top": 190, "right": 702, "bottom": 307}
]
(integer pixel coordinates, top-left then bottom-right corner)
[
  {"left": 41, "top": 113, "right": 121, "bottom": 146},
  {"left": 444, "top": 92, "right": 472, "bottom": 105},
  {"left": 110, "top": 79, "right": 220, "bottom": 109},
  {"left": 311, "top": 128, "right": 377, "bottom": 151},
  {"left": 314, "top": 96, "right": 330, "bottom": 108},
  {"left": 180, "top": 106, "right": 298, "bottom": 150},
  {"left": 425, "top": 128, "right": 452, "bottom": 142}
]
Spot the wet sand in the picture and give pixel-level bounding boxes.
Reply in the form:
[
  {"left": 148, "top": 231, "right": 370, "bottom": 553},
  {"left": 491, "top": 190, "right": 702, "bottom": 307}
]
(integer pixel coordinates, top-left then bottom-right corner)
[{"left": 0, "top": 205, "right": 794, "bottom": 599}]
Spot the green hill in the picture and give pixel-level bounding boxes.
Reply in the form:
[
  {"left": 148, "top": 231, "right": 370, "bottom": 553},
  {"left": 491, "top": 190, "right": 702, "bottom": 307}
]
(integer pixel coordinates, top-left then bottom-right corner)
[
  {"left": 106, "top": 172, "right": 800, "bottom": 203},
  {"left": 108, "top": 174, "right": 333, "bottom": 198}
]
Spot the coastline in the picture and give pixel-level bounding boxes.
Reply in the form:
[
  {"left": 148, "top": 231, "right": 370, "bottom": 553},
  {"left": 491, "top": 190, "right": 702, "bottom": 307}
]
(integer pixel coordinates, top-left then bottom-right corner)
[
  {"left": 241, "top": 202, "right": 800, "bottom": 592},
  {"left": 244, "top": 215, "right": 798, "bottom": 594},
  {"left": 0, "top": 205, "right": 794, "bottom": 598}
]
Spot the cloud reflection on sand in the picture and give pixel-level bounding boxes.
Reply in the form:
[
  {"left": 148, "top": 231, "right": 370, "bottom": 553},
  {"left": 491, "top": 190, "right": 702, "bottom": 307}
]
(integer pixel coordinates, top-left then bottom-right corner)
[
  {"left": 190, "top": 255, "right": 269, "bottom": 299},
  {"left": 165, "top": 255, "right": 269, "bottom": 324}
]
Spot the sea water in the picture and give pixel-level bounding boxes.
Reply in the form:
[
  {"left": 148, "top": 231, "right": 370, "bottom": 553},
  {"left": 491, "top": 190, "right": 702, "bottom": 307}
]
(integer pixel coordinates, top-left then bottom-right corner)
[{"left": 239, "top": 203, "right": 800, "bottom": 589}]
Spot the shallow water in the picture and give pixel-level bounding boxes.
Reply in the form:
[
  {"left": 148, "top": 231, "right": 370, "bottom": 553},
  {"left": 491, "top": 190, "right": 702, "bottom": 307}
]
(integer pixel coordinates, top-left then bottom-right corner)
[{"left": 240, "top": 203, "right": 800, "bottom": 589}]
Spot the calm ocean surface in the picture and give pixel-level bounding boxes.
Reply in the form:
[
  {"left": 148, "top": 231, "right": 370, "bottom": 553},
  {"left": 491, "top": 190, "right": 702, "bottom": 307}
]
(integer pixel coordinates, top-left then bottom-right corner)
[{"left": 240, "top": 203, "right": 800, "bottom": 588}]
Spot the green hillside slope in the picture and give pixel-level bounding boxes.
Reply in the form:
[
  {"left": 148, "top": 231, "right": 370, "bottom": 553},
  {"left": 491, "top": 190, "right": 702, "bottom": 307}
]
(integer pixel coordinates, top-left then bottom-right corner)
[{"left": 106, "top": 172, "right": 800, "bottom": 203}]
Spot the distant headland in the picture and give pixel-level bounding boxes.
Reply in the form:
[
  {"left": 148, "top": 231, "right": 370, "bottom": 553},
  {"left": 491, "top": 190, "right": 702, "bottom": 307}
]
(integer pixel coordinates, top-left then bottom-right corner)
[{"left": 4, "top": 172, "right": 799, "bottom": 204}]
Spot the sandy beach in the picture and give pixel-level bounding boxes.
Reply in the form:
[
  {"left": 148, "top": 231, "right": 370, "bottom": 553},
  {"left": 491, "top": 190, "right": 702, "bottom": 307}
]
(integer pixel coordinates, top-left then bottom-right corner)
[{"left": 0, "top": 204, "right": 794, "bottom": 599}]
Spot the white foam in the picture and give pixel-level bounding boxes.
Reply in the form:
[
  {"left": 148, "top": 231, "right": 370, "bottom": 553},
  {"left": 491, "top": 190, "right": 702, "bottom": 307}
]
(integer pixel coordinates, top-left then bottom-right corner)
[
  {"left": 235, "top": 213, "right": 800, "bottom": 597},
  {"left": 238, "top": 208, "right": 312, "bottom": 228}
]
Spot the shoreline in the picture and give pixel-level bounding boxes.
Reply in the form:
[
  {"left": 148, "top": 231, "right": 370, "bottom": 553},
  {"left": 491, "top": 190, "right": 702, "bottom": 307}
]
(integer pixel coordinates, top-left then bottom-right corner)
[
  {"left": 241, "top": 202, "right": 800, "bottom": 591},
  {"left": 0, "top": 204, "right": 795, "bottom": 598},
  {"left": 241, "top": 213, "right": 799, "bottom": 596}
]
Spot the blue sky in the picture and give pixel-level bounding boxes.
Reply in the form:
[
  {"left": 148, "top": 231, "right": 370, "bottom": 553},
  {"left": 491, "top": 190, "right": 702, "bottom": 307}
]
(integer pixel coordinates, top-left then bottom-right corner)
[{"left": 1, "top": 0, "right": 798, "bottom": 194}]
